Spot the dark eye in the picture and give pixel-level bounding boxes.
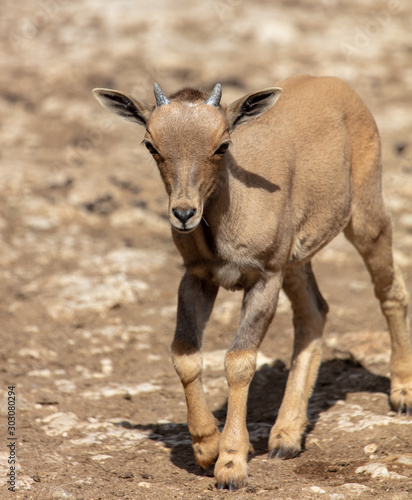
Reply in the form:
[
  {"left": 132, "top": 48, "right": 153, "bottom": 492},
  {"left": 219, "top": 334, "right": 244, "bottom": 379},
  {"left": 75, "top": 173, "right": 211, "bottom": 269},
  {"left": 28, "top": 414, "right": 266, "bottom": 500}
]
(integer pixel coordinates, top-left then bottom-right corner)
[
  {"left": 214, "top": 142, "right": 230, "bottom": 155},
  {"left": 144, "top": 142, "right": 159, "bottom": 156}
]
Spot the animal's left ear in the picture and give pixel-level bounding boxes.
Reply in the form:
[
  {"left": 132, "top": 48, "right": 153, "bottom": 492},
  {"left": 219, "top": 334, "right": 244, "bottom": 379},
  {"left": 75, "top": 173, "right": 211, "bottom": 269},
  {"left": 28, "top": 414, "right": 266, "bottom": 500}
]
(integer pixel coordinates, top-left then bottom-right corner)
[{"left": 226, "top": 87, "right": 283, "bottom": 131}]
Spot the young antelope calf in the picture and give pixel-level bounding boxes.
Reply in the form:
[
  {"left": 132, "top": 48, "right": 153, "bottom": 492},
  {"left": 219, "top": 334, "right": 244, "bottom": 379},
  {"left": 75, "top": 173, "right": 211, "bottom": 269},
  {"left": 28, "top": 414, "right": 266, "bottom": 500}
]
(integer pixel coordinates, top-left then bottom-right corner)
[{"left": 93, "top": 75, "right": 412, "bottom": 490}]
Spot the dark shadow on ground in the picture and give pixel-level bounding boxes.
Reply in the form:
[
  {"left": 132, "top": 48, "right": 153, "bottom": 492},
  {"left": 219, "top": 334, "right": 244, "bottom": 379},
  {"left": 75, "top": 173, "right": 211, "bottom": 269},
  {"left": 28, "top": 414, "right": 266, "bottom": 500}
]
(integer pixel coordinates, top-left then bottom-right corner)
[{"left": 119, "top": 357, "right": 390, "bottom": 476}]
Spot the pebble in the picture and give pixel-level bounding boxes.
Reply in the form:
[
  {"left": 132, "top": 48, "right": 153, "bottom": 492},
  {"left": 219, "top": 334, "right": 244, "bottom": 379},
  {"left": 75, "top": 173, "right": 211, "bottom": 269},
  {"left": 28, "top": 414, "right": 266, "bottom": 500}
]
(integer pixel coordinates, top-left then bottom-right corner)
[
  {"left": 100, "top": 247, "right": 166, "bottom": 274},
  {"left": 17, "top": 475, "right": 36, "bottom": 490},
  {"left": 309, "top": 486, "right": 326, "bottom": 494},
  {"left": 138, "top": 481, "right": 151, "bottom": 488},
  {"left": 55, "top": 379, "right": 76, "bottom": 393},
  {"left": 342, "top": 483, "right": 371, "bottom": 494},
  {"left": 90, "top": 454, "right": 112, "bottom": 461},
  {"left": 24, "top": 215, "right": 59, "bottom": 231},
  {"left": 28, "top": 369, "right": 52, "bottom": 377},
  {"left": 390, "top": 493, "right": 412, "bottom": 500},
  {"left": 101, "top": 358, "right": 113, "bottom": 375},
  {"left": 318, "top": 403, "right": 412, "bottom": 433},
  {"left": 44, "top": 273, "right": 149, "bottom": 319},
  {"left": 81, "top": 382, "right": 160, "bottom": 399},
  {"left": 42, "top": 412, "right": 78, "bottom": 436},
  {"left": 356, "top": 462, "right": 408, "bottom": 480},
  {"left": 363, "top": 443, "right": 378, "bottom": 455},
  {"left": 23, "top": 325, "right": 39, "bottom": 333},
  {"left": 51, "top": 488, "right": 73, "bottom": 499},
  {"left": 398, "top": 455, "right": 412, "bottom": 466}
]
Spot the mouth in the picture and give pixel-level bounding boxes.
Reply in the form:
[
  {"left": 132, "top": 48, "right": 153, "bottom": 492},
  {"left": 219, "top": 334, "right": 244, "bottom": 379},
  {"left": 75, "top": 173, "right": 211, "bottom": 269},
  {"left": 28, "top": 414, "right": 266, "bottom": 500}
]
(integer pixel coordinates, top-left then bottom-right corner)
[
  {"left": 174, "top": 226, "right": 195, "bottom": 233},
  {"left": 170, "top": 217, "right": 202, "bottom": 233}
]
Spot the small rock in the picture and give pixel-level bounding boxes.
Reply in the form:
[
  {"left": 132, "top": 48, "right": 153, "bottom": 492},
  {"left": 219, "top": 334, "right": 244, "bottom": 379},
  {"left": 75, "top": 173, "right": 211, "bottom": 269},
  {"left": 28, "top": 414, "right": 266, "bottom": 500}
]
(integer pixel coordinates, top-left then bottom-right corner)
[
  {"left": 28, "top": 369, "right": 52, "bottom": 377},
  {"left": 342, "top": 483, "right": 371, "bottom": 494},
  {"left": 398, "top": 455, "right": 412, "bottom": 466},
  {"left": 119, "top": 472, "right": 134, "bottom": 479},
  {"left": 24, "top": 215, "right": 59, "bottom": 231},
  {"left": 309, "top": 486, "right": 326, "bottom": 493},
  {"left": 138, "top": 481, "right": 151, "bottom": 488},
  {"left": 51, "top": 488, "right": 73, "bottom": 499},
  {"left": 363, "top": 443, "right": 378, "bottom": 455},
  {"left": 101, "top": 358, "right": 113, "bottom": 375},
  {"left": 391, "top": 493, "right": 411, "bottom": 500},
  {"left": 83, "top": 193, "right": 118, "bottom": 215},
  {"left": 42, "top": 412, "right": 78, "bottom": 436},
  {"left": 102, "top": 247, "right": 166, "bottom": 274},
  {"left": 356, "top": 462, "right": 408, "bottom": 479},
  {"left": 15, "top": 475, "right": 35, "bottom": 491},
  {"left": 23, "top": 325, "right": 39, "bottom": 333},
  {"left": 90, "top": 454, "right": 112, "bottom": 461},
  {"left": 55, "top": 379, "right": 76, "bottom": 393},
  {"left": 18, "top": 348, "right": 42, "bottom": 359}
]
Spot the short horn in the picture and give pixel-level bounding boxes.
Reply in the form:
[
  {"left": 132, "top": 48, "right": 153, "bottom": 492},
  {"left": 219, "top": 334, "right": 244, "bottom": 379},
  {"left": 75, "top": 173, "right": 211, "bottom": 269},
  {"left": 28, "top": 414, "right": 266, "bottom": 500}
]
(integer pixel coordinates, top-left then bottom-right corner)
[
  {"left": 153, "top": 82, "right": 171, "bottom": 106},
  {"left": 205, "top": 83, "right": 222, "bottom": 106}
]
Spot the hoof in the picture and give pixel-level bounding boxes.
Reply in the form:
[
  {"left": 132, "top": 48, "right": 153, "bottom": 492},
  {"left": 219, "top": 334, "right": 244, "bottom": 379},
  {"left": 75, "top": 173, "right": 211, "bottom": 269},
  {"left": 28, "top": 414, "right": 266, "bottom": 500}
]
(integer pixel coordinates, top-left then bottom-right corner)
[
  {"left": 390, "top": 384, "right": 412, "bottom": 417},
  {"left": 268, "top": 426, "right": 303, "bottom": 461},
  {"left": 268, "top": 446, "right": 301, "bottom": 460},
  {"left": 216, "top": 482, "right": 239, "bottom": 491},
  {"left": 214, "top": 450, "right": 248, "bottom": 492},
  {"left": 193, "top": 429, "right": 221, "bottom": 469}
]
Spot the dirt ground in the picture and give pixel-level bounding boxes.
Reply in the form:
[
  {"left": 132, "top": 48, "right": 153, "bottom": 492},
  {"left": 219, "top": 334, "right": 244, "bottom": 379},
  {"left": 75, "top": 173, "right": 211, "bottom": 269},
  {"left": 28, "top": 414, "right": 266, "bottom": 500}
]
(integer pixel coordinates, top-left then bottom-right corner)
[{"left": 1, "top": 0, "right": 412, "bottom": 498}]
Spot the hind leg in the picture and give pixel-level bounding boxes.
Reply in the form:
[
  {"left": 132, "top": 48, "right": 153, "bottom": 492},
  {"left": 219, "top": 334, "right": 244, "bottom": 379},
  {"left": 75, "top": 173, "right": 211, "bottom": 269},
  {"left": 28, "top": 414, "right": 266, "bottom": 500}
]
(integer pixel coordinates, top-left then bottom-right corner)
[
  {"left": 344, "top": 201, "right": 412, "bottom": 415},
  {"left": 268, "top": 262, "right": 329, "bottom": 458}
]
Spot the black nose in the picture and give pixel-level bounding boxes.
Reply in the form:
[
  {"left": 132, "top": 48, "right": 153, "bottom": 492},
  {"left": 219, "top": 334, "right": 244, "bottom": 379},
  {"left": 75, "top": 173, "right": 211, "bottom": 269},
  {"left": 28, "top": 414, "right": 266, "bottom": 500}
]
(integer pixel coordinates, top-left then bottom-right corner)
[{"left": 172, "top": 207, "right": 197, "bottom": 224}]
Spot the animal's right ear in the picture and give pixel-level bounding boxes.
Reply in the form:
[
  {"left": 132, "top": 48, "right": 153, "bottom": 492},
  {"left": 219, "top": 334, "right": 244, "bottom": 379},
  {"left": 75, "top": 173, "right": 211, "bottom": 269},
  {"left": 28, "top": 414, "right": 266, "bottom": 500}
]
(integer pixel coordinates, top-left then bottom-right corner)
[
  {"left": 226, "top": 87, "right": 283, "bottom": 132},
  {"left": 92, "top": 88, "right": 154, "bottom": 127}
]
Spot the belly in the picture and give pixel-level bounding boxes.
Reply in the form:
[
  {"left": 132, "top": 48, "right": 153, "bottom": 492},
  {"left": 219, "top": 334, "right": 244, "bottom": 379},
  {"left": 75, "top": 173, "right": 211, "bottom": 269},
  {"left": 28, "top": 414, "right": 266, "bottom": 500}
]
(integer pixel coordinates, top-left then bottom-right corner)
[{"left": 289, "top": 207, "right": 352, "bottom": 264}]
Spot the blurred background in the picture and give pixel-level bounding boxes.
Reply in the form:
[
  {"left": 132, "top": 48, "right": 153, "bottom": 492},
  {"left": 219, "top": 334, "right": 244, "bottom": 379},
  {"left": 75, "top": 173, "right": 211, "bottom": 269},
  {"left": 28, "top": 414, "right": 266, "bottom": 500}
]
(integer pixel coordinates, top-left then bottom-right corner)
[{"left": 1, "top": 1, "right": 412, "bottom": 498}]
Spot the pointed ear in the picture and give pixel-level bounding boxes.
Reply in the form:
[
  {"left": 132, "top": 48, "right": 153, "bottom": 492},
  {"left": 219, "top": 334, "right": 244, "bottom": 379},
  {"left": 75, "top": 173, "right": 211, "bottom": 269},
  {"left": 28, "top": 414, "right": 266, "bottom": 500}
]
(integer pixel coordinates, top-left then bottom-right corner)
[
  {"left": 92, "top": 88, "right": 154, "bottom": 127},
  {"left": 226, "top": 87, "right": 283, "bottom": 131}
]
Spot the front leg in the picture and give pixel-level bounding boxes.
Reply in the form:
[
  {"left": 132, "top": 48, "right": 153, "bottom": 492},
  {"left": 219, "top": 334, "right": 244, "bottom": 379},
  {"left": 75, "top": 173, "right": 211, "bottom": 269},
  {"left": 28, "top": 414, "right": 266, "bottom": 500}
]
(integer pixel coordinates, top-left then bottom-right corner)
[
  {"left": 171, "top": 272, "right": 220, "bottom": 469},
  {"left": 215, "top": 273, "right": 283, "bottom": 490}
]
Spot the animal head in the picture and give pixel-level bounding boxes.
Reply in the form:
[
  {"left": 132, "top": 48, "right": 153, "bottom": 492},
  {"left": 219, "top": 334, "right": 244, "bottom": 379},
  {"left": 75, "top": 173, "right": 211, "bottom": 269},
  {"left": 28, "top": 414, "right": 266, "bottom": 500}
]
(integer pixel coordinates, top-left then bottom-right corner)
[{"left": 92, "top": 83, "right": 282, "bottom": 232}]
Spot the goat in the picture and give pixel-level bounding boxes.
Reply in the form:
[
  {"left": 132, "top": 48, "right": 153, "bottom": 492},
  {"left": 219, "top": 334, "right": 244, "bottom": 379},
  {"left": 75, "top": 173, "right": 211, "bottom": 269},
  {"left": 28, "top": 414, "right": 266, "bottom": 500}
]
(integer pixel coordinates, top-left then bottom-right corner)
[{"left": 92, "top": 75, "right": 412, "bottom": 491}]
